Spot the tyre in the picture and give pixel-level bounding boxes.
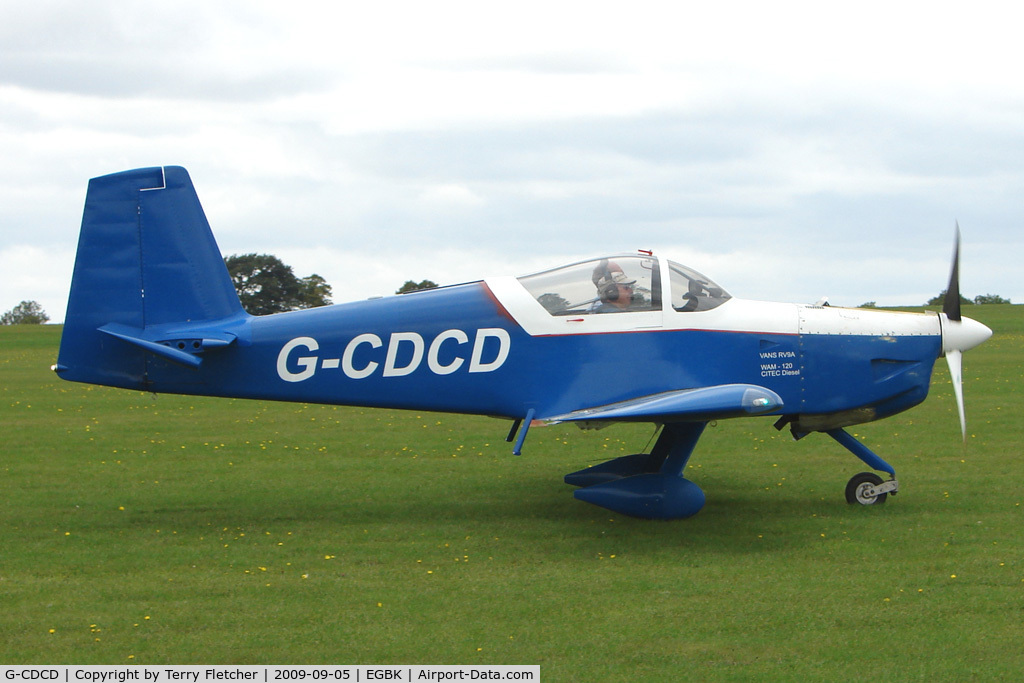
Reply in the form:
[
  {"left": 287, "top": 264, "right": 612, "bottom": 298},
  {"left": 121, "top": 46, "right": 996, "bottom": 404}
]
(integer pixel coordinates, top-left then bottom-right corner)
[{"left": 845, "top": 472, "right": 887, "bottom": 505}]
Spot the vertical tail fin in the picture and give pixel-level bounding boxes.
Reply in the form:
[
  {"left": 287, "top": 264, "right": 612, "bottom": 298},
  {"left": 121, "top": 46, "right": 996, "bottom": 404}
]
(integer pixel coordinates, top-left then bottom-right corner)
[{"left": 57, "top": 166, "right": 246, "bottom": 389}]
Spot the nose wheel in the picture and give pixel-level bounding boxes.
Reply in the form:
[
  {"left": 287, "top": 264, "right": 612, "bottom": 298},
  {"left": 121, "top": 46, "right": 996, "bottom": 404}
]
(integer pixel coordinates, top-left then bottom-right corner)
[
  {"left": 825, "top": 428, "right": 900, "bottom": 506},
  {"left": 845, "top": 471, "right": 899, "bottom": 505}
]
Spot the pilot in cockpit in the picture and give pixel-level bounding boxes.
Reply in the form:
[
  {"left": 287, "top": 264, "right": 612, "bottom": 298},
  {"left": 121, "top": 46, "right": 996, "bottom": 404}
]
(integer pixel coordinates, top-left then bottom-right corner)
[{"left": 591, "top": 260, "right": 636, "bottom": 313}]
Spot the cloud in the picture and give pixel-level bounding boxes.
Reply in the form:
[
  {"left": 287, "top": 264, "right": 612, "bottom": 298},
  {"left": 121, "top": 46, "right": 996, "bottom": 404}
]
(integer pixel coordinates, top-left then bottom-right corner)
[
  {"left": 0, "top": 1, "right": 332, "bottom": 101},
  {"left": 0, "top": 245, "right": 75, "bottom": 322},
  {"left": 2, "top": 1, "right": 1023, "bottom": 323}
]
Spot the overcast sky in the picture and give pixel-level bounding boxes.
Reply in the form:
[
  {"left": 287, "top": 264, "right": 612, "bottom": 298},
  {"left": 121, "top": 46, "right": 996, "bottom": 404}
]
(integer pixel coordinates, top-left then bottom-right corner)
[{"left": 2, "top": 0, "right": 1022, "bottom": 322}]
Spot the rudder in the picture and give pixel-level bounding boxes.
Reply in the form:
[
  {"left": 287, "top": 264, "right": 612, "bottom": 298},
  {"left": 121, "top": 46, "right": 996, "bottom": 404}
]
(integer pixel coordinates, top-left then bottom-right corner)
[{"left": 57, "top": 166, "right": 246, "bottom": 389}]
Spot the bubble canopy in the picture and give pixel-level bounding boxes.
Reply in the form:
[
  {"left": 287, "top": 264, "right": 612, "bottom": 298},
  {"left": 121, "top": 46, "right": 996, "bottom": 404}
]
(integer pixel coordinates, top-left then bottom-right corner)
[{"left": 516, "top": 255, "right": 731, "bottom": 316}]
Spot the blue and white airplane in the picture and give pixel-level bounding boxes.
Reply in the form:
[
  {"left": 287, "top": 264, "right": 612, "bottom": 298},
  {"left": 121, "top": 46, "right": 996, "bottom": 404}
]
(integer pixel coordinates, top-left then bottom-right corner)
[{"left": 55, "top": 166, "right": 992, "bottom": 519}]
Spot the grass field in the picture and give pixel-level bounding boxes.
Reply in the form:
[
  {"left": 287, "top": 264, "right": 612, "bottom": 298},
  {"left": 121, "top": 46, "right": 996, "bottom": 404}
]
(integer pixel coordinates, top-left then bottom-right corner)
[{"left": 2, "top": 306, "right": 1022, "bottom": 679}]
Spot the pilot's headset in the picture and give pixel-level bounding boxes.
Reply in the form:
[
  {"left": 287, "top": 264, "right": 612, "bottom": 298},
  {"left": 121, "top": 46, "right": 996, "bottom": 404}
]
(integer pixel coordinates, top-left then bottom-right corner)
[{"left": 593, "top": 260, "right": 625, "bottom": 302}]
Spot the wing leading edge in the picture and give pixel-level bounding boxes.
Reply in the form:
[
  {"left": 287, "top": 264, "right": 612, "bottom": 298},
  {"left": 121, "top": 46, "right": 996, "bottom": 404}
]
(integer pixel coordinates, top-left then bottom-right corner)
[{"left": 545, "top": 383, "right": 784, "bottom": 426}]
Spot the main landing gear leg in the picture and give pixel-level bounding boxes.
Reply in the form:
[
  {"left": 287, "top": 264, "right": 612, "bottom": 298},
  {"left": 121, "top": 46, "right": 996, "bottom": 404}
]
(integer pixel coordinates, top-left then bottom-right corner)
[
  {"left": 827, "top": 428, "right": 900, "bottom": 506},
  {"left": 564, "top": 422, "right": 708, "bottom": 520}
]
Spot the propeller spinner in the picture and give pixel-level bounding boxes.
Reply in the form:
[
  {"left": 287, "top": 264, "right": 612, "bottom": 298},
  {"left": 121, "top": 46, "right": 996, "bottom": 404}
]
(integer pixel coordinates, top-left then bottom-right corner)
[{"left": 939, "top": 224, "right": 992, "bottom": 440}]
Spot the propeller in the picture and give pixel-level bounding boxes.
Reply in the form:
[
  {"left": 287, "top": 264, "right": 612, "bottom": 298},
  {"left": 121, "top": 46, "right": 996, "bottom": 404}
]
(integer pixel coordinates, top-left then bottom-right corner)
[{"left": 939, "top": 223, "right": 992, "bottom": 440}]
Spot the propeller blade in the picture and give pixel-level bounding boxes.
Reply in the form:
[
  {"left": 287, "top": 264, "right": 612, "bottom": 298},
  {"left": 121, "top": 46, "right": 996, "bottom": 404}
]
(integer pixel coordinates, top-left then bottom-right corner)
[
  {"left": 938, "top": 224, "right": 991, "bottom": 440},
  {"left": 943, "top": 223, "right": 962, "bottom": 322},
  {"left": 945, "top": 349, "right": 966, "bottom": 441}
]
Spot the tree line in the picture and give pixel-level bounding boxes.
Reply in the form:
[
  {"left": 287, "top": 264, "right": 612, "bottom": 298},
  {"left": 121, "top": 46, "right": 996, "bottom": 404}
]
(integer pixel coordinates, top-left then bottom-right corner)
[
  {"left": 860, "top": 290, "right": 1012, "bottom": 309},
  {"left": 3, "top": 253, "right": 442, "bottom": 323},
  {"left": 4, "top": 259, "right": 1010, "bottom": 324},
  {"left": 223, "top": 253, "right": 333, "bottom": 316}
]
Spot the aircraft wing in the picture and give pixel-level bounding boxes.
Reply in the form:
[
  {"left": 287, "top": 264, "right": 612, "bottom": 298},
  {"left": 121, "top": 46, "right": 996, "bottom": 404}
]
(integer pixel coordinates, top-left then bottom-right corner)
[{"left": 545, "top": 383, "right": 783, "bottom": 426}]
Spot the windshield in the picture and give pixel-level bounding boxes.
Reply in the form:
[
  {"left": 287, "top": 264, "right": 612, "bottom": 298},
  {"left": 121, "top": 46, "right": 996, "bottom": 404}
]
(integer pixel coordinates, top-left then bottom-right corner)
[
  {"left": 517, "top": 255, "right": 661, "bottom": 315},
  {"left": 668, "top": 261, "right": 730, "bottom": 312}
]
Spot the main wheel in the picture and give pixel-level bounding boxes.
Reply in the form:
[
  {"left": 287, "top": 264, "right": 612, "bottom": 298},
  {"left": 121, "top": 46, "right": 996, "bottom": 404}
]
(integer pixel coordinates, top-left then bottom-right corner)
[{"left": 845, "top": 472, "right": 887, "bottom": 505}]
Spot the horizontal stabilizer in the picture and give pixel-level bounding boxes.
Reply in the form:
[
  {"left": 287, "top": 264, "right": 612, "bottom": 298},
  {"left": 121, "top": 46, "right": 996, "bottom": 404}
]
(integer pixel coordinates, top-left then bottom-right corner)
[
  {"left": 546, "top": 383, "right": 783, "bottom": 425},
  {"left": 96, "top": 322, "right": 238, "bottom": 369}
]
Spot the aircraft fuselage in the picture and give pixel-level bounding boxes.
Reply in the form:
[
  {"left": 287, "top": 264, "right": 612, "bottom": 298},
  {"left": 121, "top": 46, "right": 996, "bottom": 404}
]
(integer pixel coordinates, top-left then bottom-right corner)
[{"left": 130, "top": 279, "right": 943, "bottom": 434}]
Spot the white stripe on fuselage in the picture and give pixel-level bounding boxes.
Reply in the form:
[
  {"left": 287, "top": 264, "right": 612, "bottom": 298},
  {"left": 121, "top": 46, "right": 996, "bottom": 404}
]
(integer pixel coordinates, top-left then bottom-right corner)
[{"left": 485, "top": 276, "right": 941, "bottom": 339}]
